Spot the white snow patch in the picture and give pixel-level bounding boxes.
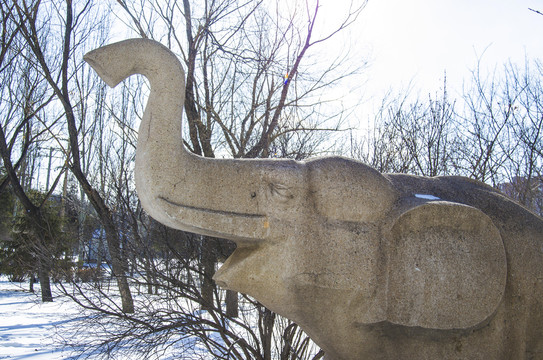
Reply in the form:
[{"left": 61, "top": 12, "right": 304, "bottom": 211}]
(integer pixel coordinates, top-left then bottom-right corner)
[
  {"left": 0, "top": 275, "right": 320, "bottom": 360},
  {"left": 414, "top": 194, "right": 441, "bottom": 200},
  {"left": 0, "top": 279, "right": 80, "bottom": 359}
]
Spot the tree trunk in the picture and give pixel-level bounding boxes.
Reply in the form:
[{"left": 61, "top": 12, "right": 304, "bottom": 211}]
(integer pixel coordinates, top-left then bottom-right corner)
[
  {"left": 105, "top": 228, "right": 134, "bottom": 313},
  {"left": 201, "top": 237, "right": 217, "bottom": 309},
  {"left": 226, "top": 290, "right": 238, "bottom": 318},
  {"left": 29, "top": 274, "right": 35, "bottom": 293},
  {"left": 38, "top": 264, "right": 53, "bottom": 302},
  {"left": 260, "top": 307, "right": 276, "bottom": 360}
]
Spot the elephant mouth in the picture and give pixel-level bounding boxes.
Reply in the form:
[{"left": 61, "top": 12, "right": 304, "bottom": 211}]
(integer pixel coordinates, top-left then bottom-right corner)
[
  {"left": 157, "top": 196, "right": 268, "bottom": 292},
  {"left": 157, "top": 196, "right": 270, "bottom": 243},
  {"left": 213, "top": 243, "right": 272, "bottom": 296}
]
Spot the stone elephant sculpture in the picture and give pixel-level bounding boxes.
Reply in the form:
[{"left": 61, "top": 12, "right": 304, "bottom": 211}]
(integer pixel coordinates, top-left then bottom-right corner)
[{"left": 85, "top": 39, "right": 543, "bottom": 360}]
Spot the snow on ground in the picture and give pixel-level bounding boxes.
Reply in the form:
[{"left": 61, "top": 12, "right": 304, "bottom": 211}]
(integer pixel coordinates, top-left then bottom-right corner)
[
  {"left": 0, "top": 279, "right": 79, "bottom": 359},
  {"left": 0, "top": 276, "right": 319, "bottom": 359},
  {"left": 0, "top": 278, "right": 221, "bottom": 360}
]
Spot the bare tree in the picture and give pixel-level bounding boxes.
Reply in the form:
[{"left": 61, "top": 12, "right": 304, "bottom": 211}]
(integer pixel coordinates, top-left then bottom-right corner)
[
  {"left": 354, "top": 80, "right": 458, "bottom": 176},
  {"left": 116, "top": 0, "right": 365, "bottom": 159},
  {"left": 353, "top": 56, "right": 543, "bottom": 219},
  {"left": 0, "top": 1, "right": 69, "bottom": 302},
  {"left": 494, "top": 61, "right": 543, "bottom": 215},
  {"left": 454, "top": 63, "right": 517, "bottom": 185},
  {"left": 10, "top": 0, "right": 135, "bottom": 312}
]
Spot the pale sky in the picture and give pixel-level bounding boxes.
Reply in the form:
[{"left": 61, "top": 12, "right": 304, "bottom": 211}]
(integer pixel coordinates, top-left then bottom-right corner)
[
  {"left": 319, "top": 0, "right": 543, "bottom": 105},
  {"left": 109, "top": 0, "right": 543, "bottom": 130}
]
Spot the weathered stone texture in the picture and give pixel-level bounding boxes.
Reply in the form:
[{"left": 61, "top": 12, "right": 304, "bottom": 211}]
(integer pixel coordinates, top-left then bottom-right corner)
[{"left": 86, "top": 39, "right": 543, "bottom": 360}]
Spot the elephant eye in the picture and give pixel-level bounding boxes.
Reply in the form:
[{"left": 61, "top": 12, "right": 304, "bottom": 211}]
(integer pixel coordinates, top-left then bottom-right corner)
[{"left": 268, "top": 182, "right": 294, "bottom": 203}]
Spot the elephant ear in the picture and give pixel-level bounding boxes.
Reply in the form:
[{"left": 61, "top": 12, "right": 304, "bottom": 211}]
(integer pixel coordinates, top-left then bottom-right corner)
[{"left": 387, "top": 201, "right": 506, "bottom": 330}]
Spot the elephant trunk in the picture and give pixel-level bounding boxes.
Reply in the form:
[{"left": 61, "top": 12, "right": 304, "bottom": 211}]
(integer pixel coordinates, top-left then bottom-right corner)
[{"left": 84, "top": 39, "right": 301, "bottom": 242}]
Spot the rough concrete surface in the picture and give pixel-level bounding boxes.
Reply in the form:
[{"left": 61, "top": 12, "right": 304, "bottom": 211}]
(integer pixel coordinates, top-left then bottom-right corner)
[{"left": 85, "top": 39, "right": 543, "bottom": 360}]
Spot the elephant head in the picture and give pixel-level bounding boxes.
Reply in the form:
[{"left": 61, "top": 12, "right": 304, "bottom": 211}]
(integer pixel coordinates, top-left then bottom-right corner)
[{"left": 85, "top": 39, "right": 543, "bottom": 360}]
